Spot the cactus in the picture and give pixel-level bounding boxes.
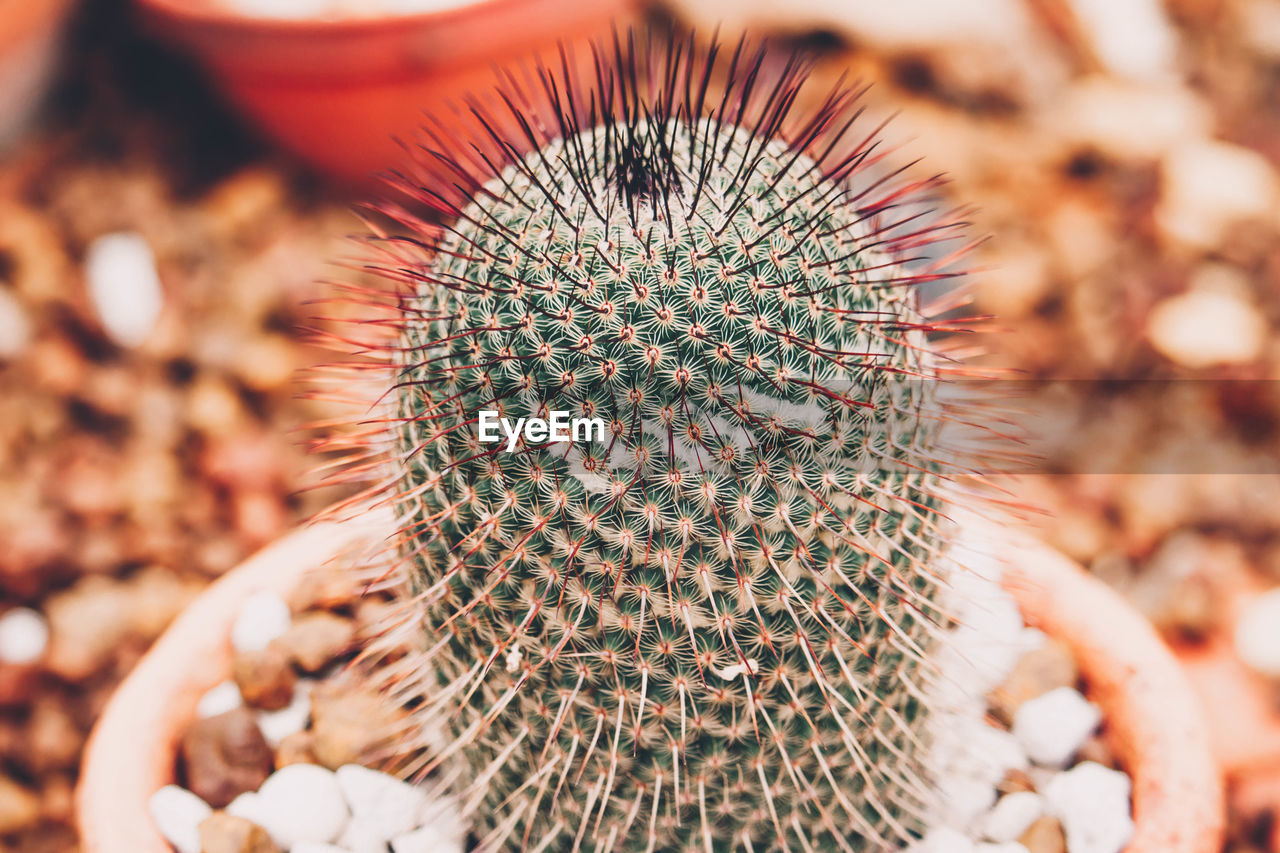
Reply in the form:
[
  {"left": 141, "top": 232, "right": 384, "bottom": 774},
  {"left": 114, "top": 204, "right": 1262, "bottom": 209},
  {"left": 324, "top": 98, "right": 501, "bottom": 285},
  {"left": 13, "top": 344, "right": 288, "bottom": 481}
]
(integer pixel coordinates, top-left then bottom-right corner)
[{"left": 341, "top": 30, "right": 976, "bottom": 853}]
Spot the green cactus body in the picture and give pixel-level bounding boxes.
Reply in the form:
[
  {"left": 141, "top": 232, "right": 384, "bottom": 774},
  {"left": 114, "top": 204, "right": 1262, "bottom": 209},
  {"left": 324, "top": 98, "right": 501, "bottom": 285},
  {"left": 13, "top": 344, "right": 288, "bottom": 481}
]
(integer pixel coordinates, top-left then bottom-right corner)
[{"left": 369, "top": 36, "right": 966, "bottom": 853}]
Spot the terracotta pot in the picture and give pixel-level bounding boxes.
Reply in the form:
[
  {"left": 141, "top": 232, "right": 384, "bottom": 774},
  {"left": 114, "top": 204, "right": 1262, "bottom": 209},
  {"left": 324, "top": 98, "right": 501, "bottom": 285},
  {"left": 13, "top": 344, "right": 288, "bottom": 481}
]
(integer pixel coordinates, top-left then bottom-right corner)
[
  {"left": 998, "top": 526, "right": 1224, "bottom": 853},
  {"left": 134, "top": 0, "right": 639, "bottom": 189},
  {"left": 0, "top": 0, "right": 76, "bottom": 148},
  {"left": 78, "top": 515, "right": 1223, "bottom": 852},
  {"left": 77, "top": 509, "right": 393, "bottom": 853}
]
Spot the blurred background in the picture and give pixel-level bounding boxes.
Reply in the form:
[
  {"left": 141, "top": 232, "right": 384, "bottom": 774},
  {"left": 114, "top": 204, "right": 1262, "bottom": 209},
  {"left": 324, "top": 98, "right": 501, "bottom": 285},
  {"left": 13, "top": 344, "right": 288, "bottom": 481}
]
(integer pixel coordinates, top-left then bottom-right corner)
[{"left": 0, "top": 0, "right": 1278, "bottom": 849}]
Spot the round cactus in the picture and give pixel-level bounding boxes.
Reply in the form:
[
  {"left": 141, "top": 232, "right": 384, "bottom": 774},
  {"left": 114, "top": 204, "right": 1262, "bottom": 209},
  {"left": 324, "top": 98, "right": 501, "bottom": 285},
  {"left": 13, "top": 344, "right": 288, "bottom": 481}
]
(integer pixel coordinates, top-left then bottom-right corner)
[{"left": 337, "top": 30, "right": 976, "bottom": 853}]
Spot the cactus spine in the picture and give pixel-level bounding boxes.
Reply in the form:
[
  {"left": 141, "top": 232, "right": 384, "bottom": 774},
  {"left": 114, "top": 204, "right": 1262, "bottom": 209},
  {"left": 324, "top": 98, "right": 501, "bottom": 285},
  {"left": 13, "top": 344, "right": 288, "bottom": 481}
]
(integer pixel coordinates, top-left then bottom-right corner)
[{"left": 349, "top": 31, "right": 973, "bottom": 853}]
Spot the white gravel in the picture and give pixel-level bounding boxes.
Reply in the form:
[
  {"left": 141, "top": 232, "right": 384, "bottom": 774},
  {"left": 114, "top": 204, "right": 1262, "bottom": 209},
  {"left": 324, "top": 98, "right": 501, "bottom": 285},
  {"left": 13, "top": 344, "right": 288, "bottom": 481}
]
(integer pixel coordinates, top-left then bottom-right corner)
[
  {"left": 149, "top": 784, "right": 211, "bottom": 853},
  {"left": 1235, "top": 587, "right": 1280, "bottom": 676},
  {"left": 231, "top": 590, "right": 292, "bottom": 653},
  {"left": 918, "top": 536, "right": 1132, "bottom": 853},
  {"left": 1044, "top": 762, "right": 1135, "bottom": 853},
  {"left": 0, "top": 607, "right": 49, "bottom": 664},
  {"left": 84, "top": 232, "right": 164, "bottom": 349},
  {"left": 1012, "top": 686, "right": 1102, "bottom": 767},
  {"left": 336, "top": 764, "right": 427, "bottom": 842},
  {"left": 248, "top": 763, "right": 350, "bottom": 847},
  {"left": 195, "top": 680, "right": 244, "bottom": 718},
  {"left": 981, "top": 792, "right": 1043, "bottom": 843}
]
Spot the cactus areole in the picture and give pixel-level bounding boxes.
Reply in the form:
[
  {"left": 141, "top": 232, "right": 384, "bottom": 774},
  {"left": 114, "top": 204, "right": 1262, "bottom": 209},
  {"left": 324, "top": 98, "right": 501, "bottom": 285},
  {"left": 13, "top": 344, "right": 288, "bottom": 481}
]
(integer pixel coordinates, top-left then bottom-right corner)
[{"left": 357, "top": 30, "right": 976, "bottom": 853}]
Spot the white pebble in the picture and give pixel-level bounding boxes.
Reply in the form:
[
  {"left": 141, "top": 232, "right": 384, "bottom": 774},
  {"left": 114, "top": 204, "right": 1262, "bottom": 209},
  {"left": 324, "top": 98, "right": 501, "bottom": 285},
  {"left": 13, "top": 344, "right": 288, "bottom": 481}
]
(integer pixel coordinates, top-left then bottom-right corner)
[
  {"left": 336, "top": 764, "right": 428, "bottom": 841},
  {"left": 1235, "top": 588, "right": 1280, "bottom": 676},
  {"left": 291, "top": 844, "right": 348, "bottom": 853},
  {"left": 256, "top": 678, "right": 313, "bottom": 746},
  {"left": 930, "top": 713, "right": 1027, "bottom": 828},
  {"left": 0, "top": 607, "right": 49, "bottom": 664},
  {"left": 196, "top": 680, "right": 244, "bottom": 718},
  {"left": 85, "top": 232, "right": 164, "bottom": 348},
  {"left": 225, "top": 791, "right": 261, "bottom": 822},
  {"left": 1067, "top": 0, "right": 1177, "bottom": 81},
  {"left": 982, "top": 792, "right": 1043, "bottom": 843},
  {"left": 391, "top": 822, "right": 466, "bottom": 853},
  {"left": 148, "top": 785, "right": 212, "bottom": 853},
  {"left": 340, "top": 818, "right": 399, "bottom": 853},
  {"left": 934, "top": 773, "right": 999, "bottom": 831},
  {"left": 231, "top": 590, "right": 292, "bottom": 653},
  {"left": 1044, "top": 761, "right": 1134, "bottom": 853},
  {"left": 911, "top": 826, "right": 976, "bottom": 853},
  {"left": 0, "top": 288, "right": 31, "bottom": 360},
  {"left": 1157, "top": 139, "right": 1279, "bottom": 248},
  {"left": 1147, "top": 284, "right": 1266, "bottom": 370},
  {"left": 251, "top": 763, "right": 350, "bottom": 846},
  {"left": 1056, "top": 80, "right": 1209, "bottom": 161},
  {"left": 1012, "top": 687, "right": 1101, "bottom": 767}
]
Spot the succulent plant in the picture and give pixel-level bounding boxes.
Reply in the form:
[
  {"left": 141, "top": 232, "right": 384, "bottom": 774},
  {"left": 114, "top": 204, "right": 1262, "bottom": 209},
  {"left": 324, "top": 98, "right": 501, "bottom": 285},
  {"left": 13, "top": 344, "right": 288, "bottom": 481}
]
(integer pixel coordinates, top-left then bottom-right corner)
[{"left": 336, "top": 30, "right": 977, "bottom": 853}]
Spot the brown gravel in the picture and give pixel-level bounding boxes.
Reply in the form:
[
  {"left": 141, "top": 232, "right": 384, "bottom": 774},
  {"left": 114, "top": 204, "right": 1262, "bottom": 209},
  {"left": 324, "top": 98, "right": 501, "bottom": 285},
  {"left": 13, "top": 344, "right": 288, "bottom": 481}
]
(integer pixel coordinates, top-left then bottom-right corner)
[
  {"left": 179, "top": 709, "right": 274, "bottom": 809},
  {"left": 232, "top": 647, "right": 297, "bottom": 712},
  {"left": 198, "top": 812, "right": 280, "bottom": 853}
]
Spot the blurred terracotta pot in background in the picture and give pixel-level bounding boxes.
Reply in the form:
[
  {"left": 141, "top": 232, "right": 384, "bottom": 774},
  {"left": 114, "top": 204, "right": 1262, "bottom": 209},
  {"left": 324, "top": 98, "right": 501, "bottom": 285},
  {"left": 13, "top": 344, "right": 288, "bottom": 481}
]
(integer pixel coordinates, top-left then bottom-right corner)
[
  {"left": 135, "top": 0, "right": 640, "bottom": 189},
  {"left": 0, "top": 0, "right": 76, "bottom": 149}
]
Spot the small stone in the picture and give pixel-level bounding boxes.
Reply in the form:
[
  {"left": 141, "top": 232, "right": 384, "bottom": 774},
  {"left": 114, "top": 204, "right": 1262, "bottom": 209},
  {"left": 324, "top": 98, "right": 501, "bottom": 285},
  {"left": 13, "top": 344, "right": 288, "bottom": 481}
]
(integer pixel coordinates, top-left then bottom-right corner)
[
  {"left": 149, "top": 784, "right": 213, "bottom": 853},
  {"left": 274, "top": 612, "right": 355, "bottom": 674},
  {"left": 1018, "top": 816, "right": 1066, "bottom": 853},
  {"left": 1147, "top": 281, "right": 1266, "bottom": 369},
  {"left": 198, "top": 681, "right": 245, "bottom": 718},
  {"left": 1043, "top": 762, "right": 1134, "bottom": 853},
  {"left": 0, "top": 774, "right": 40, "bottom": 834},
  {"left": 1157, "top": 140, "right": 1279, "bottom": 248},
  {"left": 250, "top": 763, "right": 350, "bottom": 847},
  {"left": 225, "top": 792, "right": 262, "bottom": 823},
  {"left": 292, "top": 844, "right": 349, "bottom": 853},
  {"left": 989, "top": 639, "right": 1078, "bottom": 725},
  {"left": 231, "top": 591, "right": 292, "bottom": 653},
  {"left": 975, "top": 844, "right": 1029, "bottom": 853},
  {"left": 0, "top": 287, "right": 32, "bottom": 360},
  {"left": 43, "top": 576, "right": 133, "bottom": 681},
  {"left": 310, "top": 681, "right": 395, "bottom": 769},
  {"left": 983, "top": 792, "right": 1044, "bottom": 843},
  {"left": 232, "top": 646, "right": 297, "bottom": 710},
  {"left": 1235, "top": 588, "right": 1280, "bottom": 677},
  {"left": 340, "top": 818, "right": 400, "bottom": 853},
  {"left": 198, "top": 811, "right": 281, "bottom": 853},
  {"left": 256, "top": 679, "right": 313, "bottom": 746},
  {"left": 911, "top": 826, "right": 975, "bottom": 853},
  {"left": 996, "top": 768, "right": 1037, "bottom": 795},
  {"left": 390, "top": 821, "right": 466, "bottom": 853},
  {"left": 1012, "top": 687, "right": 1101, "bottom": 767},
  {"left": 179, "top": 708, "right": 274, "bottom": 809},
  {"left": 336, "top": 764, "right": 428, "bottom": 841},
  {"left": 1067, "top": 0, "right": 1178, "bottom": 81},
  {"left": 274, "top": 731, "right": 318, "bottom": 768},
  {"left": 0, "top": 607, "right": 48, "bottom": 664},
  {"left": 85, "top": 232, "right": 164, "bottom": 348}
]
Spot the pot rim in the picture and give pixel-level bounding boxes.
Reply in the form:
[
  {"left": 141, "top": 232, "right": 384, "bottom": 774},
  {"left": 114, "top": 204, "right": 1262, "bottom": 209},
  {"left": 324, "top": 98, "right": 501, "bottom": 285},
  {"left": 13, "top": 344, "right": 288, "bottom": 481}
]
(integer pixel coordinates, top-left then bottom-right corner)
[
  {"left": 77, "top": 514, "right": 1223, "bottom": 853},
  {"left": 997, "top": 522, "right": 1224, "bottom": 853},
  {"left": 135, "top": 0, "right": 542, "bottom": 35}
]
